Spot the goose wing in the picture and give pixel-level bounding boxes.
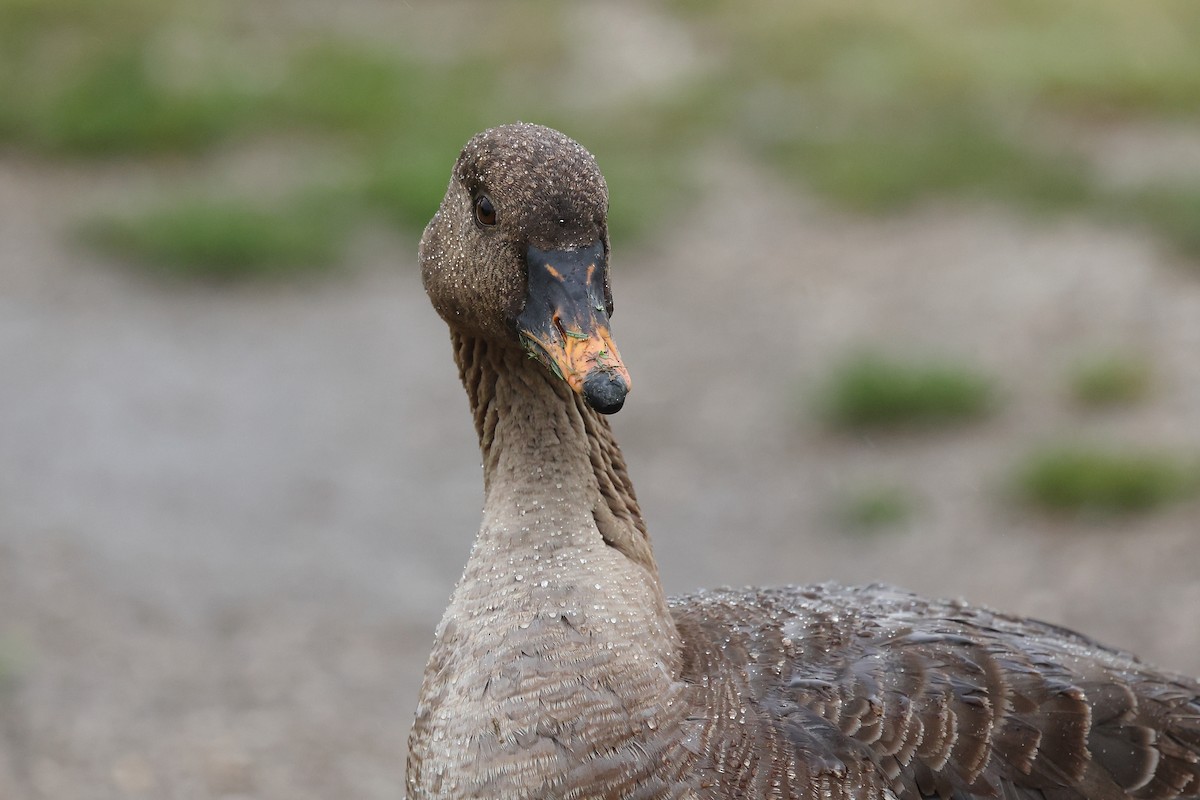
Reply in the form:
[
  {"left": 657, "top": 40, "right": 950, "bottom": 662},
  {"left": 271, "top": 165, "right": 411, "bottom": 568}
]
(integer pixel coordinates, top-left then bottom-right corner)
[{"left": 671, "top": 584, "right": 1200, "bottom": 800}]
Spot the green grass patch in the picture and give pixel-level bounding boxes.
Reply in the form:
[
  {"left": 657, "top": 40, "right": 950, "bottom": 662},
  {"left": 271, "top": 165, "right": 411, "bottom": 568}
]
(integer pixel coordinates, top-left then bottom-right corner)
[
  {"left": 766, "top": 112, "right": 1093, "bottom": 214},
  {"left": 1112, "top": 185, "right": 1200, "bottom": 262},
  {"left": 0, "top": 0, "right": 163, "bottom": 59},
  {"left": 275, "top": 46, "right": 501, "bottom": 141},
  {"left": 0, "top": 634, "right": 28, "bottom": 693},
  {"left": 1068, "top": 353, "right": 1152, "bottom": 409},
  {"left": 14, "top": 0, "right": 1200, "bottom": 280},
  {"left": 835, "top": 484, "right": 915, "bottom": 532},
  {"left": 360, "top": 132, "right": 488, "bottom": 234},
  {"left": 0, "top": 0, "right": 160, "bottom": 31},
  {"left": 605, "top": 162, "right": 680, "bottom": 244},
  {"left": 276, "top": 44, "right": 522, "bottom": 233},
  {"left": 1014, "top": 444, "right": 1200, "bottom": 517},
  {"left": 277, "top": 45, "right": 421, "bottom": 137},
  {"left": 818, "top": 353, "right": 997, "bottom": 430},
  {"left": 568, "top": 96, "right": 711, "bottom": 245},
  {"left": 707, "top": 0, "right": 1200, "bottom": 116},
  {"left": 0, "top": 0, "right": 255, "bottom": 155},
  {"left": 28, "top": 43, "right": 255, "bottom": 156},
  {"left": 589, "top": 138, "right": 689, "bottom": 246},
  {"left": 684, "top": 0, "right": 1200, "bottom": 224},
  {"left": 81, "top": 193, "right": 354, "bottom": 282}
]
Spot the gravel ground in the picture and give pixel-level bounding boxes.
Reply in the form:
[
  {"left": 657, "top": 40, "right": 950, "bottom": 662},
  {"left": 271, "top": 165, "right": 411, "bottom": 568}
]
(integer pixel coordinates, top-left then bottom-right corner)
[{"left": 2, "top": 140, "right": 1199, "bottom": 799}]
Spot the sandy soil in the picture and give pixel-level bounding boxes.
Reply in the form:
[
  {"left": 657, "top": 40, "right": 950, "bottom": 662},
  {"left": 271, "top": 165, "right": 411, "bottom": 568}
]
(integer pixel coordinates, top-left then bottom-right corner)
[{"left": 1, "top": 136, "right": 1199, "bottom": 799}]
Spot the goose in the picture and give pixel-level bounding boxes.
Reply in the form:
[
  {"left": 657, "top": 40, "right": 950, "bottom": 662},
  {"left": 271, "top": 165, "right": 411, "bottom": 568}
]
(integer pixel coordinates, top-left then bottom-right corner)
[{"left": 407, "top": 122, "right": 1200, "bottom": 800}]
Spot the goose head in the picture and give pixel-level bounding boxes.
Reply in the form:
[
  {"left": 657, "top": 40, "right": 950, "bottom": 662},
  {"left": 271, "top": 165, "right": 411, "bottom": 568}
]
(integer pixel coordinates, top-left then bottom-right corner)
[{"left": 420, "top": 123, "right": 631, "bottom": 414}]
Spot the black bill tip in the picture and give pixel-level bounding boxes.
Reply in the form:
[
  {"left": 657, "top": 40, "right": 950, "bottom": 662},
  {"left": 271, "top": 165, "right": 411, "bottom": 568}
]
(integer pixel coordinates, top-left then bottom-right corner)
[{"left": 582, "top": 370, "right": 628, "bottom": 415}]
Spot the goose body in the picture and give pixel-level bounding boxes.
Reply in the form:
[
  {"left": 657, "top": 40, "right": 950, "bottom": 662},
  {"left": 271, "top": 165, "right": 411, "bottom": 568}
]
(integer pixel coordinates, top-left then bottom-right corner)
[{"left": 407, "top": 123, "right": 1200, "bottom": 800}]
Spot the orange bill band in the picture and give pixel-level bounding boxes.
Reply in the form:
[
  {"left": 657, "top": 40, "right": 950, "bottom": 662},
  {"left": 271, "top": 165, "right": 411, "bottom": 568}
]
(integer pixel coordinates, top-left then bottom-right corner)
[
  {"left": 518, "top": 242, "right": 631, "bottom": 414},
  {"left": 523, "top": 319, "right": 630, "bottom": 395}
]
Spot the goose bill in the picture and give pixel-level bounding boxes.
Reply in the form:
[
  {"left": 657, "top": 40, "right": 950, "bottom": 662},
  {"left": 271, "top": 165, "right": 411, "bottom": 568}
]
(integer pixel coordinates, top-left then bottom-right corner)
[{"left": 517, "top": 243, "right": 631, "bottom": 414}]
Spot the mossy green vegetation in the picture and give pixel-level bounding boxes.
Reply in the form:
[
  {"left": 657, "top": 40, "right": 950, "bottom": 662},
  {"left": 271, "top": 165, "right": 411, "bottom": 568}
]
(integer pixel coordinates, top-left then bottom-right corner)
[
  {"left": 277, "top": 44, "right": 556, "bottom": 239},
  {"left": 276, "top": 47, "right": 495, "bottom": 140},
  {"left": 81, "top": 195, "right": 353, "bottom": 281},
  {"left": 1112, "top": 185, "right": 1200, "bottom": 262},
  {"left": 0, "top": 633, "right": 27, "bottom": 693},
  {"left": 31, "top": 45, "right": 256, "bottom": 156},
  {"left": 5, "top": 0, "right": 1200, "bottom": 278},
  {"left": 1068, "top": 353, "right": 1153, "bottom": 409},
  {"left": 566, "top": 99, "right": 709, "bottom": 245},
  {"left": 1013, "top": 444, "right": 1200, "bottom": 517},
  {"left": 818, "top": 353, "right": 997, "bottom": 430},
  {"left": 704, "top": 0, "right": 1200, "bottom": 116},
  {"left": 0, "top": 0, "right": 254, "bottom": 155},
  {"left": 688, "top": 0, "right": 1200, "bottom": 226},
  {"left": 767, "top": 117, "right": 1093, "bottom": 214},
  {"left": 835, "top": 484, "right": 915, "bottom": 532}
]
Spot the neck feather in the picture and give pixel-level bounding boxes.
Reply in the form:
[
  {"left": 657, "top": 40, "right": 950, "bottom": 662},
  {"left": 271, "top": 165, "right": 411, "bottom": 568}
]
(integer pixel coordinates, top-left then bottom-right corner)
[
  {"left": 453, "top": 329, "right": 658, "bottom": 576},
  {"left": 407, "top": 330, "right": 689, "bottom": 798}
]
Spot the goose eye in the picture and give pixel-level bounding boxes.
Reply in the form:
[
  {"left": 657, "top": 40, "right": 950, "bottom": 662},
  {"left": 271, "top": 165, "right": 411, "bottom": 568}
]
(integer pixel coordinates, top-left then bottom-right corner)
[{"left": 474, "top": 194, "right": 497, "bottom": 227}]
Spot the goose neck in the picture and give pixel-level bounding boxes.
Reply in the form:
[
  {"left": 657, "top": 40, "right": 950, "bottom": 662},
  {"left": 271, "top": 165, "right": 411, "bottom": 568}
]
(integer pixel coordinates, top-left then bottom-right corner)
[{"left": 452, "top": 330, "right": 658, "bottom": 577}]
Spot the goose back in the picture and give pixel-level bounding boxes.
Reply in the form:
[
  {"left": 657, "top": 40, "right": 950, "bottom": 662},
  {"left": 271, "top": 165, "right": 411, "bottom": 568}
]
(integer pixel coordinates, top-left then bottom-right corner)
[{"left": 672, "top": 583, "right": 1200, "bottom": 799}]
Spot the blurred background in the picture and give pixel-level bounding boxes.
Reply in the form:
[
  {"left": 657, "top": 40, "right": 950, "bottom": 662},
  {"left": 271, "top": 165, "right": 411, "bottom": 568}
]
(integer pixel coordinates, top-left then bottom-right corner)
[{"left": 2, "top": 0, "right": 1200, "bottom": 797}]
